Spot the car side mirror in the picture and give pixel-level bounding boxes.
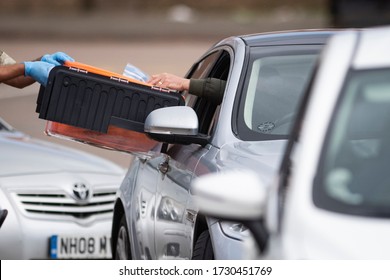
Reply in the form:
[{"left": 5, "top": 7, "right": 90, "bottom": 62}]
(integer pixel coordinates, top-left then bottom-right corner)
[
  {"left": 192, "top": 170, "right": 267, "bottom": 219},
  {"left": 144, "top": 106, "right": 209, "bottom": 145},
  {"left": 145, "top": 106, "right": 198, "bottom": 135},
  {"left": 191, "top": 170, "right": 269, "bottom": 252}
]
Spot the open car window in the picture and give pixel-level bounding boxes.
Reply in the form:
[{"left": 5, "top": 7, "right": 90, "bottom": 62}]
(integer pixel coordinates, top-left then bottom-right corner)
[{"left": 184, "top": 49, "right": 231, "bottom": 136}]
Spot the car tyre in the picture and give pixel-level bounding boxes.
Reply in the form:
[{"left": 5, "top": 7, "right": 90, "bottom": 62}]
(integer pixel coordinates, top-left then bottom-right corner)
[
  {"left": 192, "top": 229, "right": 214, "bottom": 260},
  {"left": 114, "top": 215, "right": 131, "bottom": 260}
]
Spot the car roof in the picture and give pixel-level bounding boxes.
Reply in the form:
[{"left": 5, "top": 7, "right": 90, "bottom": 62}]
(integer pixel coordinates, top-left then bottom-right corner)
[
  {"left": 239, "top": 29, "right": 340, "bottom": 47},
  {"left": 353, "top": 26, "right": 390, "bottom": 69}
]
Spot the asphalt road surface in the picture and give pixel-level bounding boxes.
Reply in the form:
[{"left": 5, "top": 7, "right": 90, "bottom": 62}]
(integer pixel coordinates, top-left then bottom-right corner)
[{"left": 0, "top": 39, "right": 211, "bottom": 168}]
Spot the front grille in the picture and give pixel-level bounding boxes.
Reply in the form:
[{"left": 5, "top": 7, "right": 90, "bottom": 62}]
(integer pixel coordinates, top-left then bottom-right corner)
[{"left": 13, "top": 189, "right": 116, "bottom": 219}]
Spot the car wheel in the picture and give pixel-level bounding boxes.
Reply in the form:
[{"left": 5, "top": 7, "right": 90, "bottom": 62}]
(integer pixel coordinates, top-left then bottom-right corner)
[
  {"left": 192, "top": 229, "right": 214, "bottom": 260},
  {"left": 114, "top": 215, "right": 131, "bottom": 260}
]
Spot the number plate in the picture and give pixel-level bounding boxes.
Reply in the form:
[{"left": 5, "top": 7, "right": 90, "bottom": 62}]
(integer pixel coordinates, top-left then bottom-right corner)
[{"left": 50, "top": 235, "right": 111, "bottom": 259}]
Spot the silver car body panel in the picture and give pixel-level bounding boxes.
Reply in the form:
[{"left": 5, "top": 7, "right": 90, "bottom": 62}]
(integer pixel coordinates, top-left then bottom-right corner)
[
  {"left": 113, "top": 30, "right": 335, "bottom": 260},
  {"left": 119, "top": 139, "right": 287, "bottom": 259},
  {"left": 209, "top": 37, "right": 246, "bottom": 148},
  {"left": 0, "top": 132, "right": 124, "bottom": 176},
  {"left": 0, "top": 121, "right": 125, "bottom": 259}
]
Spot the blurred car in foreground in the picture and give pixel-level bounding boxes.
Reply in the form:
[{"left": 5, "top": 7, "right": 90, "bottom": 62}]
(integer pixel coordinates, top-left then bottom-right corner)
[
  {"left": 0, "top": 208, "right": 7, "bottom": 229},
  {"left": 0, "top": 118, "right": 125, "bottom": 259},
  {"left": 193, "top": 26, "right": 390, "bottom": 259},
  {"left": 110, "top": 30, "right": 337, "bottom": 259}
]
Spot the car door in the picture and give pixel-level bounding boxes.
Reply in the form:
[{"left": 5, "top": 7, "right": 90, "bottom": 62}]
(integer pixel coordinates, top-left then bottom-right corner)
[
  {"left": 152, "top": 48, "right": 233, "bottom": 259},
  {"left": 128, "top": 155, "right": 163, "bottom": 259}
]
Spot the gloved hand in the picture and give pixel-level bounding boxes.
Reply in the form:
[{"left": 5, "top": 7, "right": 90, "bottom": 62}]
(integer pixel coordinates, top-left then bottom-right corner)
[
  {"left": 23, "top": 61, "right": 55, "bottom": 86},
  {"left": 40, "top": 52, "right": 75, "bottom": 66}
]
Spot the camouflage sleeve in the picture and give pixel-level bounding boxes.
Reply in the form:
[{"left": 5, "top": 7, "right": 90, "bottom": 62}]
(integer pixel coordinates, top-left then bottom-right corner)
[{"left": 0, "top": 51, "right": 17, "bottom": 65}]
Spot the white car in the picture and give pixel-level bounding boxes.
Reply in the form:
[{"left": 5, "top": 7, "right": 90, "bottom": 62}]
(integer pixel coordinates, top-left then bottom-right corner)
[
  {"left": 193, "top": 26, "right": 390, "bottom": 259},
  {"left": 0, "top": 208, "right": 7, "bottom": 229},
  {"left": 0, "top": 118, "right": 125, "bottom": 259}
]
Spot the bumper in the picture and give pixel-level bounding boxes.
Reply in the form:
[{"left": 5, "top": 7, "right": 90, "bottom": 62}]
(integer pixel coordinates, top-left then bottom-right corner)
[
  {"left": 209, "top": 219, "right": 254, "bottom": 260},
  {"left": 0, "top": 195, "right": 113, "bottom": 259}
]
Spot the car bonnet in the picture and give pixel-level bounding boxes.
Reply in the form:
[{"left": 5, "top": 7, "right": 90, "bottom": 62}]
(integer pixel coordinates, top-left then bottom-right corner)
[{"left": 0, "top": 132, "right": 125, "bottom": 177}]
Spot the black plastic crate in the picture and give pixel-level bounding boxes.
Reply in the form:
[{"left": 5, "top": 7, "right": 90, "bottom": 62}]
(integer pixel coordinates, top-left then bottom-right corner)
[{"left": 36, "top": 65, "right": 184, "bottom": 133}]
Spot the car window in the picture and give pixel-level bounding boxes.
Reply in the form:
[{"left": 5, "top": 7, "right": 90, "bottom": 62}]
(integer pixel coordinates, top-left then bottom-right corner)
[
  {"left": 184, "top": 50, "right": 222, "bottom": 108},
  {"left": 314, "top": 69, "right": 390, "bottom": 217},
  {"left": 185, "top": 49, "right": 231, "bottom": 136},
  {"left": 236, "top": 46, "right": 321, "bottom": 141}
]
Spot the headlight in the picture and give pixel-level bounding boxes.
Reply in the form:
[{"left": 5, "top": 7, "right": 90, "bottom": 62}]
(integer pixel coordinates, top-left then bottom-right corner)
[
  {"left": 157, "top": 197, "right": 184, "bottom": 223},
  {"left": 219, "top": 221, "right": 251, "bottom": 241}
]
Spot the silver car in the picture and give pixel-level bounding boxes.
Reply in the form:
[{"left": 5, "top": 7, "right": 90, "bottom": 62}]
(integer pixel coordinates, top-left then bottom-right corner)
[
  {"left": 111, "top": 30, "right": 336, "bottom": 259},
  {"left": 0, "top": 118, "right": 125, "bottom": 259},
  {"left": 194, "top": 26, "right": 390, "bottom": 259}
]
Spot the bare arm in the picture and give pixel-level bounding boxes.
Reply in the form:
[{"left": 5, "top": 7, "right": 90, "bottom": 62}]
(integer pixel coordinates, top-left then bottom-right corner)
[
  {"left": 148, "top": 73, "right": 225, "bottom": 104},
  {"left": 0, "top": 63, "right": 37, "bottom": 89},
  {"left": 3, "top": 75, "right": 36, "bottom": 89},
  {"left": 0, "top": 63, "right": 25, "bottom": 82},
  {"left": 148, "top": 73, "right": 190, "bottom": 91}
]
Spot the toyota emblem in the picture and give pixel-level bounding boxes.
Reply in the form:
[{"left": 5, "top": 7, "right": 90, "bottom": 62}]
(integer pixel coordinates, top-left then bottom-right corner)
[{"left": 72, "top": 183, "right": 91, "bottom": 203}]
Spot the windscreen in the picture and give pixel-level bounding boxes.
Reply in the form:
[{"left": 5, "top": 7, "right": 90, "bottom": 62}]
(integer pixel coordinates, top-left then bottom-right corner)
[
  {"left": 237, "top": 46, "right": 320, "bottom": 141},
  {"left": 314, "top": 69, "right": 390, "bottom": 217}
]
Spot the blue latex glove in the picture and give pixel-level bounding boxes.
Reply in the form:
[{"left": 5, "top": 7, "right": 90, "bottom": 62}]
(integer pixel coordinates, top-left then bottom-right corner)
[
  {"left": 23, "top": 61, "right": 54, "bottom": 86},
  {"left": 41, "top": 52, "right": 75, "bottom": 66}
]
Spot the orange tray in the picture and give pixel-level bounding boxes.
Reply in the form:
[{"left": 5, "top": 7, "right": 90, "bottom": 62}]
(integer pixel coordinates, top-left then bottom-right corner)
[
  {"left": 45, "top": 121, "right": 158, "bottom": 154},
  {"left": 63, "top": 61, "right": 150, "bottom": 86}
]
